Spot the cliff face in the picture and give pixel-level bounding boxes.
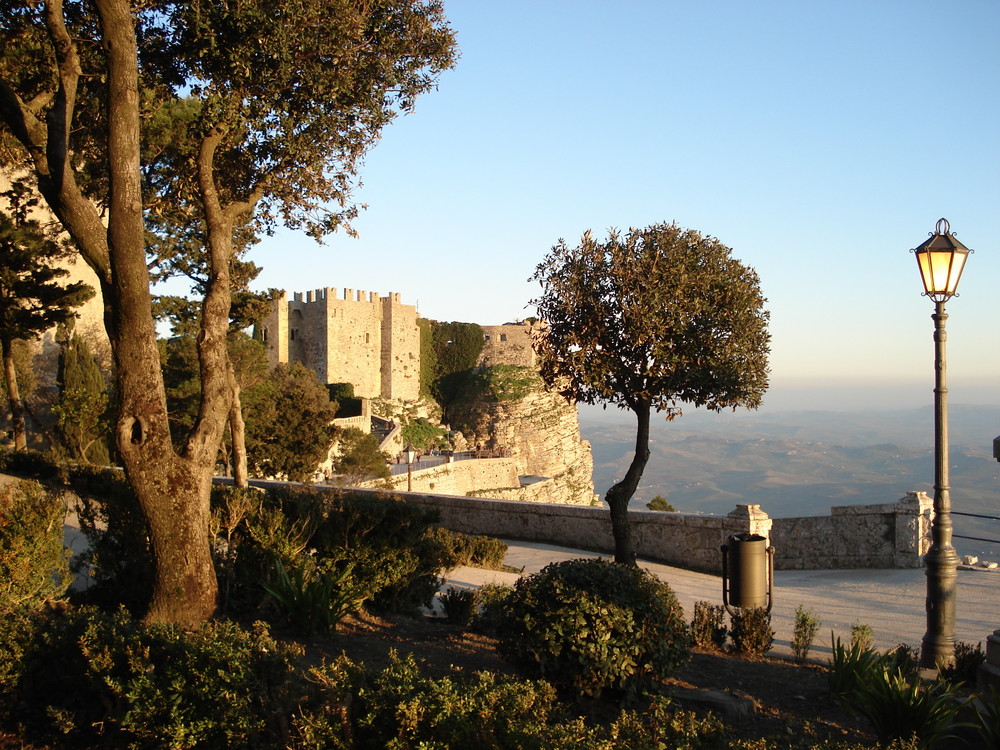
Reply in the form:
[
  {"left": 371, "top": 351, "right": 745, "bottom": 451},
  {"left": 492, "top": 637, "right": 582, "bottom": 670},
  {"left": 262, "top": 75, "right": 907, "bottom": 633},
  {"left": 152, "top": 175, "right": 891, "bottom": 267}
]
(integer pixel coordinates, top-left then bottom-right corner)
[{"left": 447, "top": 364, "right": 595, "bottom": 506}]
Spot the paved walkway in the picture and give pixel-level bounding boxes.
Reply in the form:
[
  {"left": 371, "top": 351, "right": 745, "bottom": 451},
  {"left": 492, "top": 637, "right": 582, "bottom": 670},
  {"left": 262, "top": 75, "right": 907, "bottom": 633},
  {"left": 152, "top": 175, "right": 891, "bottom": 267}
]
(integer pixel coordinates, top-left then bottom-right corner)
[{"left": 445, "top": 540, "right": 1000, "bottom": 662}]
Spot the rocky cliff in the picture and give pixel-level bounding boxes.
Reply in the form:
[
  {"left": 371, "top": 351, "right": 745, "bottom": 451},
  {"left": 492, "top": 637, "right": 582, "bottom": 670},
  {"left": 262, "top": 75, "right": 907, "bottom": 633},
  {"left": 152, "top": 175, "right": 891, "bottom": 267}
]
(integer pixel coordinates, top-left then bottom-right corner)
[{"left": 446, "top": 363, "right": 595, "bottom": 506}]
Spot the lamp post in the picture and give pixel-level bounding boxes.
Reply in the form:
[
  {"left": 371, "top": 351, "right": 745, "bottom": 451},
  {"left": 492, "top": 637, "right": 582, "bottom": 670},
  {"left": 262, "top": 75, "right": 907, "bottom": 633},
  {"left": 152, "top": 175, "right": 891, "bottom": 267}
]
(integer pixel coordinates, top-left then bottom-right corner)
[
  {"left": 404, "top": 443, "right": 416, "bottom": 492},
  {"left": 911, "top": 218, "right": 972, "bottom": 670}
]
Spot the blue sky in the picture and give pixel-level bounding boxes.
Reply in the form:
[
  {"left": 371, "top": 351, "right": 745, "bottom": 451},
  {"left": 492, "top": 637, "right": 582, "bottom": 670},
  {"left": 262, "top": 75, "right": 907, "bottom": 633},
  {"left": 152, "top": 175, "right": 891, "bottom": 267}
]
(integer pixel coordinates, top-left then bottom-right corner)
[{"left": 251, "top": 0, "right": 1000, "bottom": 410}]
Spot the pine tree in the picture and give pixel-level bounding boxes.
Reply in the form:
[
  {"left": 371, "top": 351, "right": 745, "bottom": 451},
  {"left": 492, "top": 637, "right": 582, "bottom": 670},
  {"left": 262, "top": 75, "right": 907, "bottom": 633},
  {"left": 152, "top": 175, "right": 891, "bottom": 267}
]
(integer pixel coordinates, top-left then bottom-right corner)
[
  {"left": 54, "top": 333, "right": 110, "bottom": 464},
  {"left": 0, "top": 202, "right": 94, "bottom": 451}
]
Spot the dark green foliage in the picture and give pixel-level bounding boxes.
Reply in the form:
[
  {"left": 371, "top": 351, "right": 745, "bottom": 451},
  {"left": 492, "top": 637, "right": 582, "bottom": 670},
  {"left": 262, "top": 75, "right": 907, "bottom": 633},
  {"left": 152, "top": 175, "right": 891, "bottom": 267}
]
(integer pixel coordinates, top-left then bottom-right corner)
[
  {"left": 0, "top": 201, "right": 94, "bottom": 451},
  {"left": 0, "top": 448, "right": 60, "bottom": 479},
  {"left": 327, "top": 383, "right": 362, "bottom": 417},
  {"left": 54, "top": 333, "right": 111, "bottom": 465},
  {"left": 68, "top": 465, "right": 154, "bottom": 615},
  {"left": 0, "top": 606, "right": 306, "bottom": 748},
  {"left": 421, "top": 526, "right": 508, "bottom": 570},
  {"left": 244, "top": 362, "right": 339, "bottom": 481},
  {"left": 417, "top": 317, "right": 436, "bottom": 399},
  {"left": 497, "top": 558, "right": 690, "bottom": 698},
  {"left": 940, "top": 640, "right": 985, "bottom": 686},
  {"left": 261, "top": 557, "right": 367, "bottom": 635},
  {"left": 427, "top": 320, "right": 485, "bottom": 408},
  {"left": 471, "top": 582, "right": 514, "bottom": 635},
  {"left": 829, "top": 635, "right": 964, "bottom": 748},
  {"left": 729, "top": 607, "right": 774, "bottom": 657},
  {"left": 441, "top": 586, "right": 478, "bottom": 625},
  {"left": 646, "top": 494, "right": 676, "bottom": 512},
  {"left": 973, "top": 686, "right": 1000, "bottom": 750},
  {"left": 400, "top": 416, "right": 449, "bottom": 451},
  {"left": 0, "top": 479, "right": 70, "bottom": 612},
  {"left": 690, "top": 600, "right": 727, "bottom": 650}
]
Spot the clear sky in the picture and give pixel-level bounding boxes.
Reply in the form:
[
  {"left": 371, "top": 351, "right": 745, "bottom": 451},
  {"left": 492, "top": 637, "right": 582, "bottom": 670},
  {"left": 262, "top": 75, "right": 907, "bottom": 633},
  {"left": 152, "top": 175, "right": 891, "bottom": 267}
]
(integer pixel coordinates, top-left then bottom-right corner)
[{"left": 251, "top": 0, "right": 1000, "bottom": 411}]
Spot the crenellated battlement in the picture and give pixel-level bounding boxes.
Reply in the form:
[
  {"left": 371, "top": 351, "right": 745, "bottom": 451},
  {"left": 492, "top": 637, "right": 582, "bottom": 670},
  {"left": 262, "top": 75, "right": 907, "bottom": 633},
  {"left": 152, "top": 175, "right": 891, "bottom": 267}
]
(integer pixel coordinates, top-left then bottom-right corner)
[{"left": 262, "top": 287, "right": 420, "bottom": 401}]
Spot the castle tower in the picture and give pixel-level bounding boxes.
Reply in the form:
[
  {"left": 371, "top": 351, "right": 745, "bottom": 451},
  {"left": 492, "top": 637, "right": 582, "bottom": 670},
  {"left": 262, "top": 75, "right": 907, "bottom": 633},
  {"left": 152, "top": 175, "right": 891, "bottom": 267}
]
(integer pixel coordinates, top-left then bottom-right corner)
[{"left": 262, "top": 287, "right": 420, "bottom": 402}]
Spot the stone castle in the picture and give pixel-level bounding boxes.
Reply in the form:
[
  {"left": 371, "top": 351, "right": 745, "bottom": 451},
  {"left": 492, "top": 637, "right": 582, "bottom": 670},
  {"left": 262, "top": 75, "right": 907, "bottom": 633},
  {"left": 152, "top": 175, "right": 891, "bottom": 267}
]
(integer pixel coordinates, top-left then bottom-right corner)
[
  {"left": 262, "top": 288, "right": 421, "bottom": 400},
  {"left": 262, "top": 287, "right": 543, "bottom": 397}
]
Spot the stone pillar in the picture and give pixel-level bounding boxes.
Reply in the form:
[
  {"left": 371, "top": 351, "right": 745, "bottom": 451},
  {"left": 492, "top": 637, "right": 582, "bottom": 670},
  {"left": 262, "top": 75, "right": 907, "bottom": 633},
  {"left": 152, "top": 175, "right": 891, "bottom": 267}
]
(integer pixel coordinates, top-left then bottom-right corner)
[
  {"left": 979, "top": 630, "right": 1000, "bottom": 690},
  {"left": 894, "top": 491, "right": 933, "bottom": 568},
  {"left": 724, "top": 504, "right": 773, "bottom": 544}
]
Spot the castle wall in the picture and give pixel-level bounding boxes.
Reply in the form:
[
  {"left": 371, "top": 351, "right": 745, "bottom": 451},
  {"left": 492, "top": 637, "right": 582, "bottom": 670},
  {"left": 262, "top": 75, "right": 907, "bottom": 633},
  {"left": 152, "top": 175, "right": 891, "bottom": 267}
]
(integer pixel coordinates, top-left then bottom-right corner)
[
  {"left": 381, "top": 293, "right": 420, "bottom": 401},
  {"left": 264, "top": 288, "right": 419, "bottom": 401},
  {"left": 479, "top": 322, "right": 538, "bottom": 369}
]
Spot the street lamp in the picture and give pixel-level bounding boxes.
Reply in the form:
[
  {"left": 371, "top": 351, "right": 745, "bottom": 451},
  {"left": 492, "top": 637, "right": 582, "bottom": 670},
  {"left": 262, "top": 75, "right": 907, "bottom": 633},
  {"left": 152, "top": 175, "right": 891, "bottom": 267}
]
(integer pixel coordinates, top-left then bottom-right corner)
[
  {"left": 404, "top": 443, "right": 417, "bottom": 492},
  {"left": 911, "top": 217, "right": 972, "bottom": 670}
]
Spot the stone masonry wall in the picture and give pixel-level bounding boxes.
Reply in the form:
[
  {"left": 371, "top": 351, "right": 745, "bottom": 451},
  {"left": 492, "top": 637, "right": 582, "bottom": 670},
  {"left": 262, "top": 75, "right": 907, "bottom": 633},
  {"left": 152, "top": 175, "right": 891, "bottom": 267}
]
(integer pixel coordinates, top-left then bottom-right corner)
[
  {"left": 263, "top": 288, "right": 419, "bottom": 401},
  {"left": 770, "top": 491, "right": 933, "bottom": 569},
  {"left": 479, "top": 321, "right": 538, "bottom": 369}
]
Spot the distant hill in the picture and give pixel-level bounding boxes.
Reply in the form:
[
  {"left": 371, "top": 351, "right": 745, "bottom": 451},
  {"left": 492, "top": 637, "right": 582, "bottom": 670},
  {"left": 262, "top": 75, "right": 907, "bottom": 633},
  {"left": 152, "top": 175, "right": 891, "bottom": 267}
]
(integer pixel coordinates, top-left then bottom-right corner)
[{"left": 580, "top": 405, "right": 1000, "bottom": 560}]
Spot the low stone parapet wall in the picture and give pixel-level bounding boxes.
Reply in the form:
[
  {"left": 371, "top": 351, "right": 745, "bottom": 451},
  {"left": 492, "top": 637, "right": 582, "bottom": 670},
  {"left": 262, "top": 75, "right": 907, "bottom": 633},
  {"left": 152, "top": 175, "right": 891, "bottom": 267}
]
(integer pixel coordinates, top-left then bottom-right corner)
[
  {"left": 770, "top": 492, "right": 933, "bottom": 569},
  {"left": 334, "top": 487, "right": 771, "bottom": 575},
  {"left": 233, "top": 479, "right": 934, "bottom": 572}
]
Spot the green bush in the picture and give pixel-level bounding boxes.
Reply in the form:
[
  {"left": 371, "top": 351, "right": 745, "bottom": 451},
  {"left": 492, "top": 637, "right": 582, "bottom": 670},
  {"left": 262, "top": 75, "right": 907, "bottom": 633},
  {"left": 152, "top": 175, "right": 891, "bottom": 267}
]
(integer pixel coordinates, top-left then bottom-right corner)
[
  {"left": 792, "top": 604, "right": 821, "bottom": 662},
  {"left": 471, "top": 582, "right": 514, "bottom": 635},
  {"left": 0, "top": 479, "right": 70, "bottom": 612},
  {"left": 261, "top": 557, "right": 367, "bottom": 635},
  {"left": 497, "top": 558, "right": 690, "bottom": 699},
  {"left": 850, "top": 621, "right": 874, "bottom": 651},
  {"left": 729, "top": 606, "right": 774, "bottom": 657},
  {"left": 690, "top": 600, "right": 727, "bottom": 650},
  {"left": 646, "top": 495, "right": 676, "bottom": 512},
  {"left": 972, "top": 685, "right": 1000, "bottom": 750},
  {"left": 0, "top": 449, "right": 61, "bottom": 480},
  {"left": 68, "top": 465, "right": 154, "bottom": 614},
  {"left": 829, "top": 635, "right": 964, "bottom": 748},
  {"left": 441, "top": 585, "right": 478, "bottom": 625},
  {"left": 940, "top": 640, "right": 985, "bottom": 686},
  {"left": 0, "top": 606, "right": 308, "bottom": 748}
]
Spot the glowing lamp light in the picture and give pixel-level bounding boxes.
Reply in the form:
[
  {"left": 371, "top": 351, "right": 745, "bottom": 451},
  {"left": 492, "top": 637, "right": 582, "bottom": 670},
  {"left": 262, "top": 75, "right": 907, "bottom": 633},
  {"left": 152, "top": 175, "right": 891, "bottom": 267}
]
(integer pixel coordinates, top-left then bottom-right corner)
[{"left": 913, "top": 218, "right": 971, "bottom": 301}]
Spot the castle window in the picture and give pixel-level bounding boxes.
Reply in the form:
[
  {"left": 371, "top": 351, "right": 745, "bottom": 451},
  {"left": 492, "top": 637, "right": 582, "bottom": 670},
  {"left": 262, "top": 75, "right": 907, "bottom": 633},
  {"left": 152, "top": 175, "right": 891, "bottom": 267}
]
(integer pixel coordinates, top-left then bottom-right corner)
[
  {"left": 365, "top": 333, "right": 370, "bottom": 344},
  {"left": 290, "top": 329, "right": 297, "bottom": 340},
  {"left": 261, "top": 327, "right": 269, "bottom": 343},
  {"left": 500, "top": 334, "right": 507, "bottom": 342},
  {"left": 484, "top": 334, "right": 491, "bottom": 341}
]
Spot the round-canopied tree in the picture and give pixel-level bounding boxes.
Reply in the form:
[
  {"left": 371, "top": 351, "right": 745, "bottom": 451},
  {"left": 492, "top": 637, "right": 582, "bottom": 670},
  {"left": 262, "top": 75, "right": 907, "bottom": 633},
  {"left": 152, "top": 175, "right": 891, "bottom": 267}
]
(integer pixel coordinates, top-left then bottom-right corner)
[{"left": 530, "top": 222, "right": 770, "bottom": 564}]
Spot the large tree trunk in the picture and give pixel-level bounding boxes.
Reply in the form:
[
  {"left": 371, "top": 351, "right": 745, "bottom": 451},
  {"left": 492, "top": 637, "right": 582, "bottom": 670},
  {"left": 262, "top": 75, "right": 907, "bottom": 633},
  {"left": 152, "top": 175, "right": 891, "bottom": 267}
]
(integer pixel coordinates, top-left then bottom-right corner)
[
  {"left": 1, "top": 338, "right": 27, "bottom": 451},
  {"left": 604, "top": 398, "right": 652, "bottom": 566},
  {"left": 96, "top": 0, "right": 226, "bottom": 625},
  {"left": 229, "top": 382, "right": 248, "bottom": 488}
]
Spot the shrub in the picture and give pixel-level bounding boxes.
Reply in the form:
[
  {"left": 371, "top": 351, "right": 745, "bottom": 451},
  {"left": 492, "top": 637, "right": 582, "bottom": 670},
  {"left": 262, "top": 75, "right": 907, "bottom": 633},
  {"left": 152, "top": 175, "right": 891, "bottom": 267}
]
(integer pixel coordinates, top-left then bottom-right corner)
[
  {"left": 972, "top": 685, "right": 1000, "bottom": 750},
  {"left": 850, "top": 621, "right": 874, "bottom": 651},
  {"left": 940, "top": 640, "right": 985, "bottom": 686},
  {"left": 729, "top": 606, "right": 774, "bottom": 657},
  {"left": 0, "top": 480, "right": 70, "bottom": 612},
  {"left": 471, "top": 582, "right": 514, "bottom": 635},
  {"left": 0, "top": 606, "right": 308, "bottom": 748},
  {"left": 497, "top": 558, "right": 690, "bottom": 699},
  {"left": 690, "top": 600, "right": 727, "bottom": 650},
  {"left": 440, "top": 585, "right": 478, "bottom": 625},
  {"left": 68, "top": 465, "right": 154, "bottom": 614},
  {"left": 792, "top": 604, "right": 821, "bottom": 662},
  {"left": 261, "top": 557, "right": 367, "bottom": 635},
  {"left": 829, "top": 635, "right": 964, "bottom": 748},
  {"left": 852, "top": 669, "right": 963, "bottom": 749},
  {"left": 646, "top": 495, "right": 676, "bottom": 512},
  {"left": 0, "top": 449, "right": 60, "bottom": 480}
]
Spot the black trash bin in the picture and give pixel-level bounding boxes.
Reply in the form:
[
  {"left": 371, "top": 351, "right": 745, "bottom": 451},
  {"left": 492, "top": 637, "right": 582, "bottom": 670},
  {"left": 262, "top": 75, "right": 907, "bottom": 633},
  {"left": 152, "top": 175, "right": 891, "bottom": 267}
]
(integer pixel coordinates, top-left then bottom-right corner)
[{"left": 722, "top": 533, "right": 773, "bottom": 613}]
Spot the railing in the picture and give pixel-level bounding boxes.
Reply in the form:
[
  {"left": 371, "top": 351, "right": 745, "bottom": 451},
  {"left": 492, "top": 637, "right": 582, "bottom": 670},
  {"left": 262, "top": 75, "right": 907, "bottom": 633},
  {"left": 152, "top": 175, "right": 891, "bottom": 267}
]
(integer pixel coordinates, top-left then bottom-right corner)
[{"left": 952, "top": 510, "right": 1000, "bottom": 546}]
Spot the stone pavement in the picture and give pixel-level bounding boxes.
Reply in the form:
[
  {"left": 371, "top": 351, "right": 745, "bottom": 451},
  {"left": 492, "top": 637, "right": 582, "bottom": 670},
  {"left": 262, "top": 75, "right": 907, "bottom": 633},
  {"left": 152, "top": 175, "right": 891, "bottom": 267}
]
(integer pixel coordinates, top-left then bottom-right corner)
[{"left": 444, "top": 539, "right": 1000, "bottom": 662}]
